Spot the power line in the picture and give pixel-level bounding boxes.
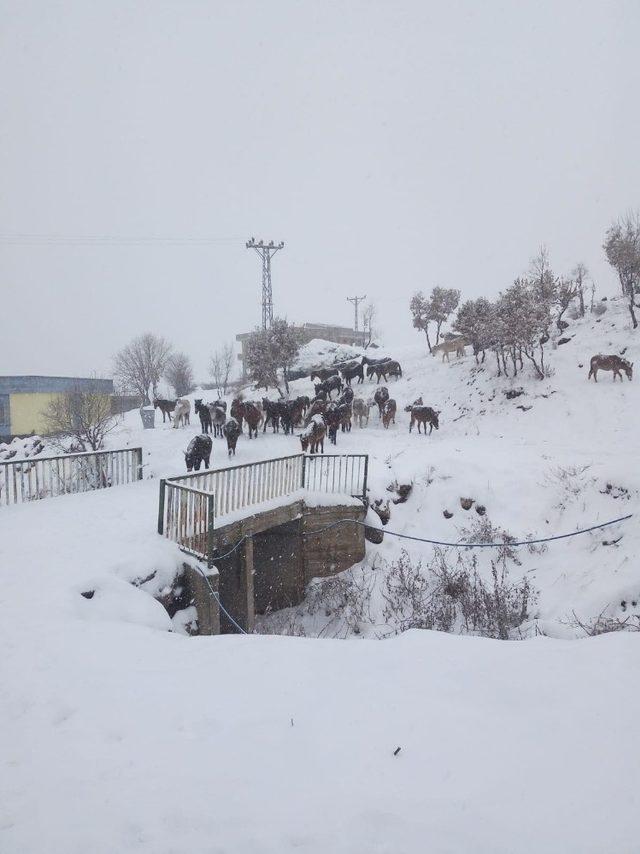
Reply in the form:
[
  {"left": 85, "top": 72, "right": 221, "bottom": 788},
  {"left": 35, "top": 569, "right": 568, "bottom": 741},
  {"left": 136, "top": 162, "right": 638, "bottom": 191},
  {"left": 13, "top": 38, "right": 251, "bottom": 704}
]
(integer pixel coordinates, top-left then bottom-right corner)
[
  {"left": 188, "top": 511, "right": 633, "bottom": 635},
  {"left": 0, "top": 233, "right": 244, "bottom": 246},
  {"left": 347, "top": 294, "right": 366, "bottom": 331}
]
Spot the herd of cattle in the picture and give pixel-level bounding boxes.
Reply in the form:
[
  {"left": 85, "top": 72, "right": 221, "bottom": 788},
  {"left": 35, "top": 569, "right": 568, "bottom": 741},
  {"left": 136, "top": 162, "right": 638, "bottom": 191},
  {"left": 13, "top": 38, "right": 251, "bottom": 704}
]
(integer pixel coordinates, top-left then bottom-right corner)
[
  {"left": 152, "top": 355, "right": 441, "bottom": 471},
  {"left": 160, "top": 349, "right": 635, "bottom": 471}
]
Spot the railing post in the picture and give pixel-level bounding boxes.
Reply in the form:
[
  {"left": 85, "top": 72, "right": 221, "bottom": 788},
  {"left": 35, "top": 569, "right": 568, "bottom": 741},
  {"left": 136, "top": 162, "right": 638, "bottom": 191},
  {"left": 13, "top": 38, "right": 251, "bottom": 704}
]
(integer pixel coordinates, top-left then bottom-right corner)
[
  {"left": 157, "top": 479, "right": 166, "bottom": 534},
  {"left": 362, "top": 454, "right": 369, "bottom": 504},
  {"left": 136, "top": 447, "right": 143, "bottom": 480},
  {"left": 207, "top": 493, "right": 215, "bottom": 569},
  {"left": 301, "top": 453, "right": 307, "bottom": 491}
]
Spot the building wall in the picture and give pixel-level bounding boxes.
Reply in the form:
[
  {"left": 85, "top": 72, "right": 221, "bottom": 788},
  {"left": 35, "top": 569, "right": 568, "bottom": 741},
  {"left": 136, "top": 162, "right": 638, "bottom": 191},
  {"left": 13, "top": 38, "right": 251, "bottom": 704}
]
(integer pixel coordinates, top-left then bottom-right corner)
[
  {"left": 8, "top": 391, "right": 113, "bottom": 437},
  {"left": 9, "top": 392, "right": 61, "bottom": 436},
  {"left": 0, "top": 377, "right": 115, "bottom": 439}
]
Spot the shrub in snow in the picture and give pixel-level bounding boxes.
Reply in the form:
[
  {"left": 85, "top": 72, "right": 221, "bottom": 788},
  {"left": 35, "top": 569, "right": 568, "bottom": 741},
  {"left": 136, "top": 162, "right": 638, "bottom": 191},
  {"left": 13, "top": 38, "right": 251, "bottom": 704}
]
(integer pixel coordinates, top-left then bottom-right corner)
[
  {"left": 381, "top": 548, "right": 537, "bottom": 640},
  {"left": 569, "top": 610, "right": 640, "bottom": 636}
]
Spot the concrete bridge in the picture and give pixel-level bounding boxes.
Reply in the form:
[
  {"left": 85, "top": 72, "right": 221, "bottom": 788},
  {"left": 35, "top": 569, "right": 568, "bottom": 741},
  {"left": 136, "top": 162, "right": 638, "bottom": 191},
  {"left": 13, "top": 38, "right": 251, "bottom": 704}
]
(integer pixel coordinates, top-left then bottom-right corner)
[{"left": 158, "top": 453, "right": 369, "bottom": 633}]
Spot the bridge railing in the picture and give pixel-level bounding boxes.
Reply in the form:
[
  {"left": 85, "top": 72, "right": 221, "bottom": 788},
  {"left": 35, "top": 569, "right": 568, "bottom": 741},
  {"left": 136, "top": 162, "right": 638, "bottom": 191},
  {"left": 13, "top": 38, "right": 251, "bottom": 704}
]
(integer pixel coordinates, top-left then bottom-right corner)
[
  {"left": 158, "top": 453, "right": 368, "bottom": 564},
  {"left": 0, "top": 447, "right": 143, "bottom": 506}
]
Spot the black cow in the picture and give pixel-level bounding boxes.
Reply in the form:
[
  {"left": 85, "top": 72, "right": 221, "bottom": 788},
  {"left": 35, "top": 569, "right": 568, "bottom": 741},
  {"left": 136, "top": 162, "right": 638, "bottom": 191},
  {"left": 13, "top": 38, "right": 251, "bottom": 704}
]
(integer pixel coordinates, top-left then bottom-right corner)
[
  {"left": 153, "top": 398, "right": 177, "bottom": 423},
  {"left": 341, "top": 363, "right": 364, "bottom": 385},
  {"left": 185, "top": 435, "right": 212, "bottom": 472},
  {"left": 194, "top": 399, "right": 212, "bottom": 434},
  {"left": 223, "top": 418, "right": 241, "bottom": 456},
  {"left": 314, "top": 375, "right": 343, "bottom": 399}
]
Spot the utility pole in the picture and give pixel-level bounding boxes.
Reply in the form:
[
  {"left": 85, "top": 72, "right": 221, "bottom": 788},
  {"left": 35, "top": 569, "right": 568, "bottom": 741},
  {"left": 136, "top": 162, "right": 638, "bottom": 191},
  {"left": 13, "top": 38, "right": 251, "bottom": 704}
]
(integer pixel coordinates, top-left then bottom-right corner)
[
  {"left": 246, "top": 237, "right": 285, "bottom": 329},
  {"left": 347, "top": 294, "right": 367, "bottom": 331}
]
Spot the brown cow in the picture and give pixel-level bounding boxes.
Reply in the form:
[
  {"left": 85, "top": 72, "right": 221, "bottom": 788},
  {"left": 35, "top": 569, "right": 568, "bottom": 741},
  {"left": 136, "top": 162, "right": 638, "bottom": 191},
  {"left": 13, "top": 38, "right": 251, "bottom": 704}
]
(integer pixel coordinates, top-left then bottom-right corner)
[
  {"left": 382, "top": 399, "right": 397, "bottom": 429},
  {"left": 373, "top": 386, "right": 389, "bottom": 417},
  {"left": 231, "top": 398, "right": 245, "bottom": 432},
  {"left": 299, "top": 415, "right": 326, "bottom": 454},
  {"left": 588, "top": 354, "right": 633, "bottom": 382}
]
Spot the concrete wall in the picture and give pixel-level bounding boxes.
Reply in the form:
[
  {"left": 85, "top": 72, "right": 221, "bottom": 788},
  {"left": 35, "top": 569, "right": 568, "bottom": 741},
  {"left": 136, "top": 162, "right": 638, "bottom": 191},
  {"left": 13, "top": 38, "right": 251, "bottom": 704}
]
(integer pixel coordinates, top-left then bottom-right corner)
[
  {"left": 182, "top": 562, "right": 220, "bottom": 635},
  {"left": 214, "top": 501, "right": 366, "bottom": 634},
  {"left": 301, "top": 504, "right": 366, "bottom": 584}
]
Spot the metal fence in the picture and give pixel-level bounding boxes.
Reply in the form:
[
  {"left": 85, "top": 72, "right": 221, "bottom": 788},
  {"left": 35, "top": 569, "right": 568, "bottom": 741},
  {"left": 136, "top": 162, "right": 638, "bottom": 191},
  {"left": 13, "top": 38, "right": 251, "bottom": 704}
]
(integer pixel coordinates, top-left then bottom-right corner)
[
  {"left": 158, "top": 453, "right": 368, "bottom": 564},
  {"left": 0, "top": 447, "right": 143, "bottom": 506}
]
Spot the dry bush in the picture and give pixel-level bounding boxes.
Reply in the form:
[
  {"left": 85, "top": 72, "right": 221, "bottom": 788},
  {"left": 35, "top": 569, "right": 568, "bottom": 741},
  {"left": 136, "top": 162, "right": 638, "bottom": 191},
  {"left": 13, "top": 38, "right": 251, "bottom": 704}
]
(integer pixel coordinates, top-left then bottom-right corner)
[
  {"left": 306, "top": 566, "right": 375, "bottom": 636},
  {"left": 381, "top": 548, "right": 537, "bottom": 640},
  {"left": 569, "top": 609, "right": 640, "bottom": 637}
]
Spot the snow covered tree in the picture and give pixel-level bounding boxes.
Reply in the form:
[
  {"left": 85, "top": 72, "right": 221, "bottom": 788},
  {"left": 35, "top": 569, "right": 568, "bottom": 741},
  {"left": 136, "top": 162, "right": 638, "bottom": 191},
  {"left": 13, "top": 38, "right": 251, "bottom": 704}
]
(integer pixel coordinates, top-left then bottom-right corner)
[
  {"left": 164, "top": 352, "right": 195, "bottom": 398},
  {"left": 603, "top": 212, "right": 640, "bottom": 329},
  {"left": 410, "top": 291, "right": 433, "bottom": 351},
  {"left": 502, "top": 279, "right": 551, "bottom": 379},
  {"left": 362, "top": 303, "right": 378, "bottom": 348},
  {"left": 113, "top": 333, "right": 173, "bottom": 404},
  {"left": 244, "top": 318, "right": 302, "bottom": 393},
  {"left": 410, "top": 287, "right": 460, "bottom": 352},
  {"left": 454, "top": 297, "right": 495, "bottom": 363},
  {"left": 571, "top": 262, "right": 589, "bottom": 317},
  {"left": 555, "top": 276, "right": 579, "bottom": 330},
  {"left": 529, "top": 244, "right": 558, "bottom": 306},
  {"left": 429, "top": 287, "right": 461, "bottom": 345},
  {"left": 209, "top": 343, "right": 235, "bottom": 396}
]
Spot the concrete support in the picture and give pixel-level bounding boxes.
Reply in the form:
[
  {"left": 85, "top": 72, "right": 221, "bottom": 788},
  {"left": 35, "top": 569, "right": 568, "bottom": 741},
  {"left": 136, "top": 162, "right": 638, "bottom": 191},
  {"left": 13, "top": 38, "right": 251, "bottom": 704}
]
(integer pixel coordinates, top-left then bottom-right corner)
[
  {"left": 244, "top": 536, "right": 255, "bottom": 633},
  {"left": 182, "top": 562, "right": 220, "bottom": 635}
]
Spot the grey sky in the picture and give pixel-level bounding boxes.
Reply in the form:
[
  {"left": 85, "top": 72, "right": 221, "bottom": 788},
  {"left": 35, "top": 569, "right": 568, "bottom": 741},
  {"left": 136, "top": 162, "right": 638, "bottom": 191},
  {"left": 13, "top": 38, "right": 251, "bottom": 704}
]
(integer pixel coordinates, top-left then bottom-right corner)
[{"left": 1, "top": 0, "right": 638, "bottom": 380}]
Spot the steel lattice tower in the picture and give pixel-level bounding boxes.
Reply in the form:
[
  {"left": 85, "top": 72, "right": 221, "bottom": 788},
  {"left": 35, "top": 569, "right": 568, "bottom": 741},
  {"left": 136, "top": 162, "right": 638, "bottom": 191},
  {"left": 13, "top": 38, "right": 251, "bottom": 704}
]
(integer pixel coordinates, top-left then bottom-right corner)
[{"left": 246, "top": 238, "right": 285, "bottom": 329}]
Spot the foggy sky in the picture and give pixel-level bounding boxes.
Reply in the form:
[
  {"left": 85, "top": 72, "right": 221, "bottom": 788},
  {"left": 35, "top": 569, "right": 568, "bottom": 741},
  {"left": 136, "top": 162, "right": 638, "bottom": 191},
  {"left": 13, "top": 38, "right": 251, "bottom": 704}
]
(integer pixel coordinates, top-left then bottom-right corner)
[{"left": 1, "top": 0, "right": 639, "bottom": 382}]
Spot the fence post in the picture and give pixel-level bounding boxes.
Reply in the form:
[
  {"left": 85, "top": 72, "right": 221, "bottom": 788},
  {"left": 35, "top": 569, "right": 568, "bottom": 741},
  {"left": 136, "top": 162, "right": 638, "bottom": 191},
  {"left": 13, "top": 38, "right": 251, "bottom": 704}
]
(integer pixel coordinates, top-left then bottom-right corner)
[
  {"left": 301, "top": 454, "right": 307, "bottom": 491},
  {"left": 135, "top": 447, "right": 143, "bottom": 480},
  {"left": 362, "top": 455, "right": 369, "bottom": 504},
  {"left": 207, "top": 493, "right": 215, "bottom": 569},
  {"left": 157, "top": 479, "right": 166, "bottom": 534}
]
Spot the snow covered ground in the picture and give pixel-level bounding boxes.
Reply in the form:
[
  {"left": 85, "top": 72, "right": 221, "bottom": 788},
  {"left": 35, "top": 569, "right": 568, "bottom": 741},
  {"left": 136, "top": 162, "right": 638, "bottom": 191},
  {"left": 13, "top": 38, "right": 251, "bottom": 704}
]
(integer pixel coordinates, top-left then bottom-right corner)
[{"left": 2, "top": 296, "right": 640, "bottom": 852}]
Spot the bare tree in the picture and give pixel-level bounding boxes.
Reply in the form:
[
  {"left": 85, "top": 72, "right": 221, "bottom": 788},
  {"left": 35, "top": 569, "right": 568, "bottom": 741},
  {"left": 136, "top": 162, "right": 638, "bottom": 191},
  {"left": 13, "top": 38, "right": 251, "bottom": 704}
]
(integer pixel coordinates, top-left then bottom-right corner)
[
  {"left": 43, "top": 384, "right": 116, "bottom": 451},
  {"left": 209, "top": 343, "right": 235, "bottom": 395},
  {"left": 164, "top": 352, "right": 195, "bottom": 398},
  {"left": 603, "top": 211, "right": 640, "bottom": 329},
  {"left": 571, "top": 262, "right": 589, "bottom": 317},
  {"left": 362, "top": 303, "right": 377, "bottom": 348},
  {"left": 113, "top": 333, "right": 173, "bottom": 403},
  {"left": 529, "top": 244, "right": 558, "bottom": 304}
]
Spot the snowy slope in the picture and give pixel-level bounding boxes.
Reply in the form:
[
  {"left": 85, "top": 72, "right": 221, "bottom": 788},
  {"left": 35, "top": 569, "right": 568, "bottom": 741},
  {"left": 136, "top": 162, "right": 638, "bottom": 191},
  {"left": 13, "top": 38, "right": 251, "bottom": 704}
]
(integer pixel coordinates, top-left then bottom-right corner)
[{"left": 2, "top": 296, "right": 640, "bottom": 853}]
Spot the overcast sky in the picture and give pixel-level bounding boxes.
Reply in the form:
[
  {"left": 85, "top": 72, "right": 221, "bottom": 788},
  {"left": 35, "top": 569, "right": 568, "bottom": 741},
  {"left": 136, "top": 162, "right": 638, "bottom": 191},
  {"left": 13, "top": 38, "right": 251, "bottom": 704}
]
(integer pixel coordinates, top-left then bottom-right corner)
[{"left": 1, "top": 0, "right": 638, "bottom": 380}]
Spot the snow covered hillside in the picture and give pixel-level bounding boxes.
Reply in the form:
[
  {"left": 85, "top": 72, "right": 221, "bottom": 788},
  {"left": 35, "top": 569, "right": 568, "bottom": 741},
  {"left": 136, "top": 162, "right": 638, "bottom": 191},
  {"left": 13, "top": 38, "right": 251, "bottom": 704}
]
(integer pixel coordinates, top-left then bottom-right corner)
[
  {"left": 2, "top": 296, "right": 640, "bottom": 853},
  {"left": 88, "top": 294, "right": 639, "bottom": 639}
]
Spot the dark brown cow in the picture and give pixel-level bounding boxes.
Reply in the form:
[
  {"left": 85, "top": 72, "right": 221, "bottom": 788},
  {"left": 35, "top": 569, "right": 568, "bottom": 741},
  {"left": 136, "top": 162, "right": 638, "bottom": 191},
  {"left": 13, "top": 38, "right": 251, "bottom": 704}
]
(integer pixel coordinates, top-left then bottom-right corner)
[
  {"left": 223, "top": 418, "right": 241, "bottom": 456},
  {"left": 382, "top": 399, "right": 397, "bottom": 429},
  {"left": 299, "top": 415, "right": 326, "bottom": 454},
  {"left": 588, "top": 354, "right": 633, "bottom": 382},
  {"left": 314, "top": 375, "right": 343, "bottom": 399},
  {"left": 341, "top": 363, "right": 364, "bottom": 385},
  {"left": 409, "top": 406, "right": 440, "bottom": 435},
  {"left": 310, "top": 367, "right": 339, "bottom": 382},
  {"left": 231, "top": 398, "right": 245, "bottom": 432},
  {"left": 373, "top": 386, "right": 389, "bottom": 417},
  {"left": 153, "top": 398, "right": 177, "bottom": 423}
]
